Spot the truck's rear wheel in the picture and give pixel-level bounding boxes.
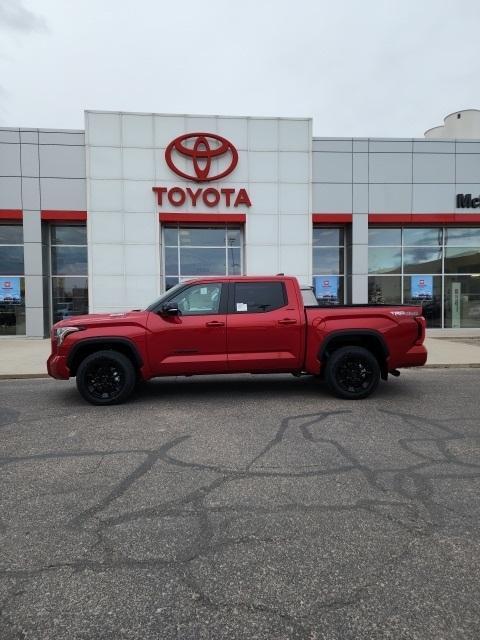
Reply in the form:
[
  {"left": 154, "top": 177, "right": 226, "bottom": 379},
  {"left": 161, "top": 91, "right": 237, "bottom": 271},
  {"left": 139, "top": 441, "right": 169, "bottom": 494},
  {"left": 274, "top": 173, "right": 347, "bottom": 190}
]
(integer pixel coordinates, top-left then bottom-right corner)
[
  {"left": 76, "top": 350, "right": 136, "bottom": 405},
  {"left": 325, "top": 346, "right": 380, "bottom": 400}
]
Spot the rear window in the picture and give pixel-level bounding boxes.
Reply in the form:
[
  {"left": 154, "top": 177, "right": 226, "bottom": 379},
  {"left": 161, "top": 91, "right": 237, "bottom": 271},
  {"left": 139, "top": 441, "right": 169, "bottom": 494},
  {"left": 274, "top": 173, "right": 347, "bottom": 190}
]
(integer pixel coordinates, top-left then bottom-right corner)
[{"left": 233, "top": 282, "right": 286, "bottom": 313}]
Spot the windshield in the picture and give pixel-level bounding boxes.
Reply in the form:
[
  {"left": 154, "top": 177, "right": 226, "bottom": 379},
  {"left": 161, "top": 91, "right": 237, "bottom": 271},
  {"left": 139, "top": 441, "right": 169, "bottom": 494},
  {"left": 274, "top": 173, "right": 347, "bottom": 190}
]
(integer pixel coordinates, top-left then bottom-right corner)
[{"left": 145, "top": 283, "right": 185, "bottom": 311}]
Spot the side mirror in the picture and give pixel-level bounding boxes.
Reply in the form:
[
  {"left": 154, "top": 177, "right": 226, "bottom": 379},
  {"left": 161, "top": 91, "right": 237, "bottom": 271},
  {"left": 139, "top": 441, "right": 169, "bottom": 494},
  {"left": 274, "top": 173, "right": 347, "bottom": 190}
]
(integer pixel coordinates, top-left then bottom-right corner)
[{"left": 160, "top": 302, "right": 180, "bottom": 316}]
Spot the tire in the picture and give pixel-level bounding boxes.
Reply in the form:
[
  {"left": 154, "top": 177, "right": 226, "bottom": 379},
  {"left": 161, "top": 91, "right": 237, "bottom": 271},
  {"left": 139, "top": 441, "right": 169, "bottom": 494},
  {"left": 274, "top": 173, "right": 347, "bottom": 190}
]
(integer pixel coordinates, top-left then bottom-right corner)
[
  {"left": 324, "top": 346, "right": 380, "bottom": 400},
  {"left": 76, "top": 350, "right": 136, "bottom": 406}
]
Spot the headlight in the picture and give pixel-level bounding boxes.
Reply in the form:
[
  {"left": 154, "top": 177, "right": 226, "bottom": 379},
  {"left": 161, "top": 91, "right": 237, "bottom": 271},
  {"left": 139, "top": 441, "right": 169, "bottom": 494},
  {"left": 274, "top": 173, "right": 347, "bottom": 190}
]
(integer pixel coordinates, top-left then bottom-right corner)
[{"left": 55, "top": 326, "right": 80, "bottom": 347}]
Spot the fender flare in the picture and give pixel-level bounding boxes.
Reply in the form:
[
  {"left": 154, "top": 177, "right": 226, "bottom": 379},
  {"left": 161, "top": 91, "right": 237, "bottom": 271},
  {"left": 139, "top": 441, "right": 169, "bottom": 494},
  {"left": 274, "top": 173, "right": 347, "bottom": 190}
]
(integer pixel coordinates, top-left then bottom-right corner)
[
  {"left": 318, "top": 329, "right": 390, "bottom": 362},
  {"left": 66, "top": 337, "right": 144, "bottom": 372}
]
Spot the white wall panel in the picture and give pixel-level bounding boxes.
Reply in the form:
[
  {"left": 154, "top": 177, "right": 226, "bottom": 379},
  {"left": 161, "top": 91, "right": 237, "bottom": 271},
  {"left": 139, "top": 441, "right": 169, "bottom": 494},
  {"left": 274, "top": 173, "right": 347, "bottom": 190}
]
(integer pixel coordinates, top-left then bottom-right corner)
[
  {"left": 185, "top": 116, "right": 217, "bottom": 133},
  {"left": 89, "top": 179, "right": 122, "bottom": 211},
  {"left": 0, "top": 177, "right": 21, "bottom": 208},
  {"left": 124, "top": 213, "right": 158, "bottom": 244},
  {"left": 248, "top": 119, "right": 278, "bottom": 151},
  {"left": 124, "top": 245, "right": 157, "bottom": 275},
  {"left": 247, "top": 183, "right": 278, "bottom": 214},
  {"left": 41, "top": 178, "right": 86, "bottom": 210},
  {"left": 245, "top": 215, "right": 278, "bottom": 245},
  {"left": 279, "top": 152, "right": 309, "bottom": 183},
  {"left": 91, "top": 244, "right": 124, "bottom": 275},
  {"left": 278, "top": 184, "right": 309, "bottom": 214},
  {"left": 246, "top": 245, "right": 278, "bottom": 274},
  {"left": 123, "top": 148, "right": 155, "bottom": 181},
  {"left": 248, "top": 152, "right": 277, "bottom": 182},
  {"left": 279, "top": 214, "right": 310, "bottom": 245},
  {"left": 89, "top": 147, "right": 122, "bottom": 180},
  {"left": 91, "top": 276, "right": 125, "bottom": 308},
  {"left": 125, "top": 275, "right": 158, "bottom": 308},
  {"left": 122, "top": 114, "right": 153, "bottom": 147},
  {"left": 86, "top": 112, "right": 121, "bottom": 147},
  {"left": 279, "top": 119, "right": 311, "bottom": 151},
  {"left": 90, "top": 213, "right": 124, "bottom": 244},
  {"left": 123, "top": 180, "right": 155, "bottom": 212},
  {"left": 279, "top": 245, "right": 310, "bottom": 276},
  {"left": 154, "top": 115, "right": 186, "bottom": 148},
  {"left": 312, "top": 183, "right": 352, "bottom": 213},
  {"left": 217, "top": 118, "right": 248, "bottom": 150}
]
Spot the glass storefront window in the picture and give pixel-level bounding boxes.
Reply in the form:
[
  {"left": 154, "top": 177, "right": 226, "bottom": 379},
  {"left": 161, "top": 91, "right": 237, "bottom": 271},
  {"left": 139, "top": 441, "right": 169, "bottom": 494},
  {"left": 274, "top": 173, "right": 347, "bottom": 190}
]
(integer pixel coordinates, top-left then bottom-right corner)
[
  {"left": 0, "top": 246, "right": 25, "bottom": 276},
  {"left": 368, "top": 276, "right": 401, "bottom": 304},
  {"left": 444, "top": 276, "right": 480, "bottom": 328},
  {"left": 163, "top": 224, "right": 243, "bottom": 288},
  {"left": 368, "top": 248, "right": 402, "bottom": 274},
  {"left": 444, "top": 247, "right": 480, "bottom": 274},
  {"left": 50, "top": 225, "right": 88, "bottom": 323},
  {"left": 368, "top": 226, "right": 480, "bottom": 327},
  {"left": 313, "top": 247, "right": 344, "bottom": 274},
  {"left": 368, "top": 228, "right": 402, "bottom": 246},
  {"left": 50, "top": 226, "right": 87, "bottom": 245},
  {"left": 0, "top": 224, "right": 25, "bottom": 335},
  {"left": 445, "top": 228, "right": 480, "bottom": 246},
  {"left": 404, "top": 275, "right": 442, "bottom": 328},
  {"left": 51, "top": 277, "right": 89, "bottom": 324},
  {"left": 403, "top": 228, "right": 443, "bottom": 246},
  {"left": 51, "top": 246, "right": 88, "bottom": 275},
  {"left": 313, "top": 228, "right": 344, "bottom": 246},
  {"left": 312, "top": 226, "right": 345, "bottom": 304},
  {"left": 403, "top": 247, "right": 442, "bottom": 274}
]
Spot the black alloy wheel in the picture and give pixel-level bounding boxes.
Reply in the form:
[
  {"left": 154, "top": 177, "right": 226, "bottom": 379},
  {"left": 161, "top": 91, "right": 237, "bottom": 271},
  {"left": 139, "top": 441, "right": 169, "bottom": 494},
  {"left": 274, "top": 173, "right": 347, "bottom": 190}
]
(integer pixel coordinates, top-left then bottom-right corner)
[
  {"left": 325, "top": 346, "right": 380, "bottom": 400},
  {"left": 76, "top": 350, "right": 136, "bottom": 405}
]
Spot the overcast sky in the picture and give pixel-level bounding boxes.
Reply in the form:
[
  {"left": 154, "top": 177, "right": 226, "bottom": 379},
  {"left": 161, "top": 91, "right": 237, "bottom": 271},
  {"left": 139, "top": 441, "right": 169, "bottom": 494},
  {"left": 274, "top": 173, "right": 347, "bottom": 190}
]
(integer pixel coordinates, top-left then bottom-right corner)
[{"left": 1, "top": 0, "right": 480, "bottom": 137}]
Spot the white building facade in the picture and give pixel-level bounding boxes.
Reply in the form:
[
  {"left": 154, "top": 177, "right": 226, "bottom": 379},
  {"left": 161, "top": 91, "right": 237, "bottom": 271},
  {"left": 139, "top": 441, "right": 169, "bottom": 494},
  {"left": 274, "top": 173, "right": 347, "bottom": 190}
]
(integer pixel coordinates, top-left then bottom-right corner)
[{"left": 1, "top": 109, "right": 480, "bottom": 336}]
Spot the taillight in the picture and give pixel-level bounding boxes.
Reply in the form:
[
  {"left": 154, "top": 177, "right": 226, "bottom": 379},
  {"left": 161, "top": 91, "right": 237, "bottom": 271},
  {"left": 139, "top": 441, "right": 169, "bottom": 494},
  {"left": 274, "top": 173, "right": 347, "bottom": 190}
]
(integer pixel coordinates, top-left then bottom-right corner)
[{"left": 415, "top": 316, "right": 426, "bottom": 345}]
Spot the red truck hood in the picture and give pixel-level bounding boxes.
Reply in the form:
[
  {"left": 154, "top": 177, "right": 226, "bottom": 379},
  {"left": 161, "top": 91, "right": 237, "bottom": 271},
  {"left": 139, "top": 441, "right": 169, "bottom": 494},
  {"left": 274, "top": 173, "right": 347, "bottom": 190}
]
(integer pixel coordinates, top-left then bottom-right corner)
[{"left": 52, "top": 310, "right": 150, "bottom": 330}]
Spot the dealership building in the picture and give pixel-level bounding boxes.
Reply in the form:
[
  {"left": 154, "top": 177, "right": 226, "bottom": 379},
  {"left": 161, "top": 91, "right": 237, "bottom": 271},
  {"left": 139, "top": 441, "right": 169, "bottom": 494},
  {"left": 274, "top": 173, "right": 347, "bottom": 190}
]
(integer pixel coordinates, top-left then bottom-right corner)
[{"left": 1, "top": 108, "right": 480, "bottom": 337}]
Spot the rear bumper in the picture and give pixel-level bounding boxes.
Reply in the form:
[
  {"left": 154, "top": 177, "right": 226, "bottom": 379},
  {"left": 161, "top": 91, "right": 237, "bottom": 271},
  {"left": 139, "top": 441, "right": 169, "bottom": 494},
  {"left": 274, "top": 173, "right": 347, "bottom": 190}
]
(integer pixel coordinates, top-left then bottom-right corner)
[
  {"left": 47, "top": 354, "right": 70, "bottom": 380},
  {"left": 394, "top": 344, "right": 428, "bottom": 369}
]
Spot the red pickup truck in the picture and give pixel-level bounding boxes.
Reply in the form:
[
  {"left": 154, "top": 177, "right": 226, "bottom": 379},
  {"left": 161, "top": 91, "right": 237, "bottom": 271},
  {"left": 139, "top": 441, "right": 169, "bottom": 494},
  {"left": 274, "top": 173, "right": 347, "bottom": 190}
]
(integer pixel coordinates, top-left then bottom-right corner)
[{"left": 47, "top": 276, "right": 427, "bottom": 405}]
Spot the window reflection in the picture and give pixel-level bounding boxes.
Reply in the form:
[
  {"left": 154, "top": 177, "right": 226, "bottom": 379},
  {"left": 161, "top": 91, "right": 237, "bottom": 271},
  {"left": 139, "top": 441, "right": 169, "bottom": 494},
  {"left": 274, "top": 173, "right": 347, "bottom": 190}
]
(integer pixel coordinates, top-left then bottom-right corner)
[{"left": 164, "top": 225, "right": 243, "bottom": 282}]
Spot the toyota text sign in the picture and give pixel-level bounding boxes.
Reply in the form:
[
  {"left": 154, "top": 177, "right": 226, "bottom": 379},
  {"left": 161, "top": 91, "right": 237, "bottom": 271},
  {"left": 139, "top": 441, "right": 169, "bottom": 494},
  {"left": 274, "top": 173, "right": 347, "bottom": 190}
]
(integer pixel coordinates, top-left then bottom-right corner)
[{"left": 153, "top": 132, "right": 251, "bottom": 208}]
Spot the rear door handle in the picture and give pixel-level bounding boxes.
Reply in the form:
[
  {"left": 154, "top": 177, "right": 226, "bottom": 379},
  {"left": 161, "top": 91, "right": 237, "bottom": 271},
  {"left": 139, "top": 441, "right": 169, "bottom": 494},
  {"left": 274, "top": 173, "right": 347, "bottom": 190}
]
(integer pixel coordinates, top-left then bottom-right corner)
[
  {"left": 206, "top": 321, "right": 225, "bottom": 327},
  {"left": 278, "top": 318, "right": 297, "bottom": 325}
]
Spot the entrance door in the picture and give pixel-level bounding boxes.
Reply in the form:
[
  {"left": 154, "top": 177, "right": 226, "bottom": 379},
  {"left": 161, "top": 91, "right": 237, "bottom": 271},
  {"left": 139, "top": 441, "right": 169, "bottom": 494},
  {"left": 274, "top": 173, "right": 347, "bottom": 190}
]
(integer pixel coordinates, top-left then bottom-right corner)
[{"left": 146, "top": 282, "right": 227, "bottom": 375}]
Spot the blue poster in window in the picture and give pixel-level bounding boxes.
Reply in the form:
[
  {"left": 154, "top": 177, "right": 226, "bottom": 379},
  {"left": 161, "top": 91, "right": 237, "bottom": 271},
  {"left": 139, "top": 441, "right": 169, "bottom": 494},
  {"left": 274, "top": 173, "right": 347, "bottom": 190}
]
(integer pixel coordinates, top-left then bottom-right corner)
[
  {"left": 314, "top": 276, "right": 339, "bottom": 303},
  {"left": 0, "top": 277, "right": 21, "bottom": 303},
  {"left": 411, "top": 276, "right": 433, "bottom": 300}
]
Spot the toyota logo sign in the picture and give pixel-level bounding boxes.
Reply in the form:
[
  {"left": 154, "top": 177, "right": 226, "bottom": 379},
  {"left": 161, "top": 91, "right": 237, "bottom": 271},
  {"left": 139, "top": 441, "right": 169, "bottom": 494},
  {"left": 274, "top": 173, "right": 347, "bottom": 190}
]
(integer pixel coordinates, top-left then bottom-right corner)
[{"left": 165, "top": 132, "right": 238, "bottom": 182}]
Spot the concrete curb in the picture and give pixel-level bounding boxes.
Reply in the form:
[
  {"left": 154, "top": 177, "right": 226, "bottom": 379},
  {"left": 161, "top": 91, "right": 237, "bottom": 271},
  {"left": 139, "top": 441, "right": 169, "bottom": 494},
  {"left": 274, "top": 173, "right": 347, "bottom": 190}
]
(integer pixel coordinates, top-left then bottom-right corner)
[{"left": 423, "top": 363, "right": 480, "bottom": 369}]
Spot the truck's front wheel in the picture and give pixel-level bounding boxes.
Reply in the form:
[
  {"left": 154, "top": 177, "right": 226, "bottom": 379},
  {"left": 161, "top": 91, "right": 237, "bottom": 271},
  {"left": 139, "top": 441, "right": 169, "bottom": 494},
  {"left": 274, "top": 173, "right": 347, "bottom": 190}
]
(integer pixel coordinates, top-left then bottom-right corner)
[
  {"left": 325, "top": 346, "right": 380, "bottom": 400},
  {"left": 76, "top": 350, "right": 136, "bottom": 405}
]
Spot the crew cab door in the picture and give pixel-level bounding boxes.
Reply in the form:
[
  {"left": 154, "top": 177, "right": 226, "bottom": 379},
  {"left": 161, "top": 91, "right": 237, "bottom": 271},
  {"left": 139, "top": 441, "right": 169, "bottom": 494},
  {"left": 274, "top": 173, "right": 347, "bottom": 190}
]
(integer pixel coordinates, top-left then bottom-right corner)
[
  {"left": 226, "top": 280, "right": 303, "bottom": 372},
  {"left": 146, "top": 282, "right": 227, "bottom": 375}
]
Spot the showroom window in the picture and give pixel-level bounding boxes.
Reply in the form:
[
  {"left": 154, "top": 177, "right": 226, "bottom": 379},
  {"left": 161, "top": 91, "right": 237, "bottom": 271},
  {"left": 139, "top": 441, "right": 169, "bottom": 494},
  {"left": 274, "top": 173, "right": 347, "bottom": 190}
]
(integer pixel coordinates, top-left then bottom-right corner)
[
  {"left": 368, "top": 227, "right": 480, "bottom": 328},
  {"left": 312, "top": 227, "right": 345, "bottom": 304},
  {"left": 49, "top": 224, "right": 88, "bottom": 324},
  {"left": 163, "top": 224, "right": 243, "bottom": 290},
  {"left": 0, "top": 224, "right": 25, "bottom": 335}
]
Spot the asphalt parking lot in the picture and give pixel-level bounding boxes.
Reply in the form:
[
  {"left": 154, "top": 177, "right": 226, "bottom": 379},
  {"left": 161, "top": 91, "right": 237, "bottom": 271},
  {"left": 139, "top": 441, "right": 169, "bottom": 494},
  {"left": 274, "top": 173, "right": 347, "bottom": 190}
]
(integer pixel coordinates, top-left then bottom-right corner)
[{"left": 1, "top": 369, "right": 480, "bottom": 640}]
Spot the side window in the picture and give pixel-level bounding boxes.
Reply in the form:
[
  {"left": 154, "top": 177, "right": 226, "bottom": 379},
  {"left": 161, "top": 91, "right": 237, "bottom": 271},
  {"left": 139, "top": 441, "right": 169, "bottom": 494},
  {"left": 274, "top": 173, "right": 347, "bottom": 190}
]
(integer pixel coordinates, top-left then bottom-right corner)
[
  {"left": 233, "top": 282, "right": 286, "bottom": 313},
  {"left": 168, "top": 283, "right": 222, "bottom": 315}
]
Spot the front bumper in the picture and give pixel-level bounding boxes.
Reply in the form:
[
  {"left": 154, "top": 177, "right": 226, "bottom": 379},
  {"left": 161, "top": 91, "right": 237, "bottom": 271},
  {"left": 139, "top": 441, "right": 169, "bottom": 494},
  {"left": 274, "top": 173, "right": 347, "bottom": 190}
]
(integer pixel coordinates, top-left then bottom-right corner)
[{"left": 47, "top": 353, "right": 70, "bottom": 379}]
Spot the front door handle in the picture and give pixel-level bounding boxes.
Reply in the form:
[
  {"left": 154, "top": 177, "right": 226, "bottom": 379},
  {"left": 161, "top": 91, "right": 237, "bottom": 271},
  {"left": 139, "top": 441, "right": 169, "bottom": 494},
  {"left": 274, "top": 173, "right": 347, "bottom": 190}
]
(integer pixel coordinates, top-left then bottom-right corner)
[
  {"left": 206, "top": 321, "right": 225, "bottom": 327},
  {"left": 278, "top": 318, "right": 297, "bottom": 325}
]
